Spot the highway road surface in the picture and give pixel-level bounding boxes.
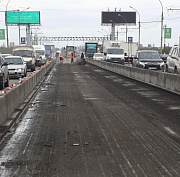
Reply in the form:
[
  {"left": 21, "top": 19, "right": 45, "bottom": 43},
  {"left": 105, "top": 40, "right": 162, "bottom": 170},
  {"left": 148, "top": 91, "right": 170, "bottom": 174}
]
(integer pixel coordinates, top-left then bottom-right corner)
[{"left": 0, "top": 60, "right": 180, "bottom": 176}]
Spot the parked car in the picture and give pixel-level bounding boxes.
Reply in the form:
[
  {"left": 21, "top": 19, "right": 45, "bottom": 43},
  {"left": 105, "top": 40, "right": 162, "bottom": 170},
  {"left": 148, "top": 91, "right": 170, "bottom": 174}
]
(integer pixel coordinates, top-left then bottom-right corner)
[
  {"left": 166, "top": 45, "right": 180, "bottom": 74},
  {"left": 4, "top": 56, "right": 27, "bottom": 78},
  {"left": 132, "top": 50, "right": 165, "bottom": 71},
  {"left": 0, "top": 54, "right": 9, "bottom": 90},
  {"left": 93, "top": 53, "right": 104, "bottom": 60}
]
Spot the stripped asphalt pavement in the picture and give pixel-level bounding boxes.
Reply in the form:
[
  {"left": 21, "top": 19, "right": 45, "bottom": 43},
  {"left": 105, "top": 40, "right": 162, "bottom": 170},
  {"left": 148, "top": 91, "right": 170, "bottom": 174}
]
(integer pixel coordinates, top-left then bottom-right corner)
[{"left": 0, "top": 61, "right": 180, "bottom": 176}]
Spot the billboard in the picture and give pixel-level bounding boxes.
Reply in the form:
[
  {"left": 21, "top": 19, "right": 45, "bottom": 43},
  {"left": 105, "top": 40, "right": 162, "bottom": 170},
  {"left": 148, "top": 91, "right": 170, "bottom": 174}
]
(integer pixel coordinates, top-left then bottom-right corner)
[
  {"left": 6, "top": 11, "right": 40, "bottom": 25},
  {"left": 101, "top": 11, "right": 136, "bottom": 26}
]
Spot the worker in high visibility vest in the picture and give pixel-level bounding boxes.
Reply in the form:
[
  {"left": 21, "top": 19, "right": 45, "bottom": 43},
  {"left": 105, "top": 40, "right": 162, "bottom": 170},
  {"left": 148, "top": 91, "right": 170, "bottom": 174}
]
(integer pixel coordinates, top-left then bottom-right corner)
[
  {"left": 71, "top": 52, "right": 74, "bottom": 63},
  {"left": 59, "top": 53, "right": 64, "bottom": 64}
]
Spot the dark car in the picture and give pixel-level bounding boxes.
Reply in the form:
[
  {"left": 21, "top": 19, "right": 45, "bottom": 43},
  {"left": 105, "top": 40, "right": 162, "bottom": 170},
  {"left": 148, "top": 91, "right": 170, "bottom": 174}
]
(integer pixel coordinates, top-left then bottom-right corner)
[
  {"left": 132, "top": 50, "right": 165, "bottom": 71},
  {"left": 0, "top": 54, "right": 9, "bottom": 90}
]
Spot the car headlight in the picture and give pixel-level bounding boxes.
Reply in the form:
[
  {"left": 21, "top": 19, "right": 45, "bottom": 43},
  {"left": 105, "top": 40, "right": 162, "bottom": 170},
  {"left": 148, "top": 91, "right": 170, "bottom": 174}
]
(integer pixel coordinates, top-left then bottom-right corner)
[
  {"left": 139, "top": 61, "right": 146, "bottom": 66},
  {"left": 160, "top": 62, "right": 165, "bottom": 66},
  {"left": 17, "top": 68, "right": 23, "bottom": 71}
]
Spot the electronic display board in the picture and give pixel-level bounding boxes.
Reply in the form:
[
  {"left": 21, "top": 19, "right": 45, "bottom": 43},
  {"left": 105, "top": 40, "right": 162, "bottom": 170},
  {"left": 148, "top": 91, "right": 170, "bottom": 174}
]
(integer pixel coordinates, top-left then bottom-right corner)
[{"left": 101, "top": 11, "right": 136, "bottom": 26}]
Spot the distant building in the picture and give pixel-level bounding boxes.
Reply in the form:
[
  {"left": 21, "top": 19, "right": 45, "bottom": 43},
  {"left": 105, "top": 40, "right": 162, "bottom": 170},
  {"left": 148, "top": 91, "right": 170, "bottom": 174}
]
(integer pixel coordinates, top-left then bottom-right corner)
[
  {"left": 148, "top": 44, "right": 152, "bottom": 48},
  {"left": 10, "top": 42, "right": 15, "bottom": 48}
]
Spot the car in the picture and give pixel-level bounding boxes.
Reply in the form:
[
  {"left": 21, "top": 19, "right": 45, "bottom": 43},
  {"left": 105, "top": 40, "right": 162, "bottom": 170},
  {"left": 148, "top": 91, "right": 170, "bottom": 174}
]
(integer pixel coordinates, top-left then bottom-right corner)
[
  {"left": 0, "top": 54, "right": 9, "bottom": 90},
  {"left": 132, "top": 50, "right": 165, "bottom": 71},
  {"left": 93, "top": 53, "right": 104, "bottom": 60},
  {"left": 35, "top": 53, "right": 47, "bottom": 66},
  {"left": 4, "top": 56, "right": 27, "bottom": 78},
  {"left": 166, "top": 45, "right": 180, "bottom": 74},
  {"left": 2, "top": 54, "right": 11, "bottom": 59}
]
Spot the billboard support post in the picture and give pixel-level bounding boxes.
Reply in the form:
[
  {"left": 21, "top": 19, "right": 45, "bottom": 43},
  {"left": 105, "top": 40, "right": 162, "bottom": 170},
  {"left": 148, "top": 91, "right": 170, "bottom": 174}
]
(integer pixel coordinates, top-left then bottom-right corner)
[
  {"left": 101, "top": 11, "right": 136, "bottom": 42},
  {"left": 110, "top": 20, "right": 115, "bottom": 41},
  {"left": 26, "top": 24, "right": 31, "bottom": 45}
]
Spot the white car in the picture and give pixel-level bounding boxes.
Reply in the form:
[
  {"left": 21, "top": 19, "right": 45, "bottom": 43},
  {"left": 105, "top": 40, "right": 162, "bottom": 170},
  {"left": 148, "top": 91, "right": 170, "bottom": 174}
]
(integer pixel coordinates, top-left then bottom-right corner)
[
  {"left": 166, "top": 45, "right": 180, "bottom": 74},
  {"left": 93, "top": 53, "right": 104, "bottom": 60},
  {"left": 4, "top": 56, "right": 27, "bottom": 78}
]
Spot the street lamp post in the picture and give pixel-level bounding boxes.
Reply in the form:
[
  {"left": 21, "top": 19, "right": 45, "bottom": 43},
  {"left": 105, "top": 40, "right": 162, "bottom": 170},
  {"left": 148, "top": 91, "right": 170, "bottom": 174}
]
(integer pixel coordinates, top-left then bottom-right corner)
[
  {"left": 101, "top": 29, "right": 109, "bottom": 40},
  {"left": 158, "top": 0, "right": 163, "bottom": 54},
  {"left": 118, "top": 14, "right": 127, "bottom": 42},
  {"left": 6, "top": 0, "right": 11, "bottom": 48},
  {"left": 130, "top": 6, "right": 141, "bottom": 50},
  {"left": 98, "top": 30, "right": 104, "bottom": 45}
]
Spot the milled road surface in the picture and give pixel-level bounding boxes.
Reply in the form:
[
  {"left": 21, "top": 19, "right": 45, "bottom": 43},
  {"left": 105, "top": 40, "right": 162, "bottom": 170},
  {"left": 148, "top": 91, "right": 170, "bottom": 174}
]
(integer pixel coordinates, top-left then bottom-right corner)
[{"left": 0, "top": 61, "right": 180, "bottom": 176}]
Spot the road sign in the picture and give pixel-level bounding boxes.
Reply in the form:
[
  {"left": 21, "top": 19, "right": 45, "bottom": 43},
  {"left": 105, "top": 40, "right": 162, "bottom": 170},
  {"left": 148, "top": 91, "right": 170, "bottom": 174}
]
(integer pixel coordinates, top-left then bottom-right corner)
[
  {"left": 21, "top": 37, "right": 26, "bottom": 44},
  {"left": 0, "top": 29, "right": 5, "bottom": 40},
  {"left": 128, "top": 37, "right": 133, "bottom": 43},
  {"left": 164, "top": 28, "right": 171, "bottom": 38}
]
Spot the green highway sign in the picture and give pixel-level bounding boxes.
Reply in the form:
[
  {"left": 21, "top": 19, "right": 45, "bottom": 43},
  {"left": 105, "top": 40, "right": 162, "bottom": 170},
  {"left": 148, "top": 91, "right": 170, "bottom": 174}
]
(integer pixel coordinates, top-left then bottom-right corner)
[
  {"left": 164, "top": 28, "right": 171, "bottom": 39},
  {"left": 0, "top": 29, "right": 5, "bottom": 40},
  {"left": 6, "top": 11, "right": 40, "bottom": 25}
]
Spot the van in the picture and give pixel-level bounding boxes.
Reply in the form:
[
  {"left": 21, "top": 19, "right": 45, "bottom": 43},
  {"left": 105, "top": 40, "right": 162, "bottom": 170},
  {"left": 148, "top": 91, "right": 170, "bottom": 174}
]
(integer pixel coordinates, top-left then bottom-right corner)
[
  {"left": 12, "top": 46, "right": 36, "bottom": 71},
  {"left": 166, "top": 45, "right": 180, "bottom": 74},
  {"left": 33, "top": 45, "right": 47, "bottom": 66}
]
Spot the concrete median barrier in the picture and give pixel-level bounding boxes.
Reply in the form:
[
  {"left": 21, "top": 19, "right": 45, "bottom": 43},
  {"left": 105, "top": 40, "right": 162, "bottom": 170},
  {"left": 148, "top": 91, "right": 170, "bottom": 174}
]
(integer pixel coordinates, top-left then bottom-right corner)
[
  {"left": 0, "top": 60, "right": 55, "bottom": 125},
  {"left": 87, "top": 59, "right": 180, "bottom": 95}
]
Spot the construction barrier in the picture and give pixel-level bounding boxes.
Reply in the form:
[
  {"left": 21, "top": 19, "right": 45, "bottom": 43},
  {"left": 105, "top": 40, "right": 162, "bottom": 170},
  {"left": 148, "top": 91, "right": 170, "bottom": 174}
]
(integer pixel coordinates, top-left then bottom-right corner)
[
  {"left": 0, "top": 60, "right": 55, "bottom": 125},
  {"left": 87, "top": 59, "right": 180, "bottom": 95}
]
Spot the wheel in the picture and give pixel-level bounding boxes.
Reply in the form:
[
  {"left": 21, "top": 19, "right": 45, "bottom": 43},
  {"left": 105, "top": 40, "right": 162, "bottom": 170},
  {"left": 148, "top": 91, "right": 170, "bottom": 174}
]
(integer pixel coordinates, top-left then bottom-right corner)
[
  {"left": 24, "top": 71, "right": 27, "bottom": 77},
  {"left": 4, "top": 75, "right": 9, "bottom": 87},
  {"left": 31, "top": 65, "right": 35, "bottom": 71},
  {"left": 174, "top": 67, "right": 178, "bottom": 74},
  {"left": 0, "top": 76, "right": 4, "bottom": 90},
  {"left": 165, "top": 65, "right": 168, "bottom": 73}
]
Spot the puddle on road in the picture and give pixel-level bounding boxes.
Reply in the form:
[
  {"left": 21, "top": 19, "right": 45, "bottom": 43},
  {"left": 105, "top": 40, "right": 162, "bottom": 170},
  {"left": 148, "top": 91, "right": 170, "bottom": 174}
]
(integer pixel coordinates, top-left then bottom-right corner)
[
  {"left": 123, "top": 82, "right": 136, "bottom": 87},
  {"left": 168, "top": 106, "right": 180, "bottom": 110},
  {"left": 94, "top": 69, "right": 104, "bottom": 73},
  {"left": 137, "top": 91, "right": 159, "bottom": 97},
  {"left": 105, "top": 76, "right": 117, "bottom": 79}
]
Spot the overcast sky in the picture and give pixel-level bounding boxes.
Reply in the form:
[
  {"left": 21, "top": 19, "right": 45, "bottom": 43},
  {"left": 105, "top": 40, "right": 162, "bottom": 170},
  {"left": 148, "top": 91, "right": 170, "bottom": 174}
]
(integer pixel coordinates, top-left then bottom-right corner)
[{"left": 0, "top": 0, "right": 180, "bottom": 48}]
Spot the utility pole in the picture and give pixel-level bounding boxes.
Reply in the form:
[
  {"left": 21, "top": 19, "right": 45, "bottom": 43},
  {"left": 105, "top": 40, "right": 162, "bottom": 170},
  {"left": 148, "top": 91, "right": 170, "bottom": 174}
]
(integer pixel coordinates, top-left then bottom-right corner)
[
  {"left": 158, "top": 0, "right": 163, "bottom": 54},
  {"left": 6, "top": 0, "right": 11, "bottom": 48}
]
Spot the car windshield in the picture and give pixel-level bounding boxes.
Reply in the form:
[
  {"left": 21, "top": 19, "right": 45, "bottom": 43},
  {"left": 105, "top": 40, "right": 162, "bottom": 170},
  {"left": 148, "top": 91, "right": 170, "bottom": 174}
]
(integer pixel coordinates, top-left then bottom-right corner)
[
  {"left": 13, "top": 50, "right": 33, "bottom": 57},
  {"left": 139, "top": 52, "right": 161, "bottom": 59},
  {"left": 5, "top": 58, "right": 23, "bottom": 64},
  {"left": 96, "top": 54, "right": 104, "bottom": 57},
  {"left": 107, "top": 49, "right": 124, "bottom": 54}
]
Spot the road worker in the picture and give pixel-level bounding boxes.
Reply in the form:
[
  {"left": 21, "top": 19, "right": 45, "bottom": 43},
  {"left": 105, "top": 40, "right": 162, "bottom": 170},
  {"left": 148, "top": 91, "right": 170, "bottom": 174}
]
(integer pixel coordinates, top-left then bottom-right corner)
[
  {"left": 59, "top": 53, "right": 64, "bottom": 64},
  {"left": 71, "top": 52, "right": 74, "bottom": 63}
]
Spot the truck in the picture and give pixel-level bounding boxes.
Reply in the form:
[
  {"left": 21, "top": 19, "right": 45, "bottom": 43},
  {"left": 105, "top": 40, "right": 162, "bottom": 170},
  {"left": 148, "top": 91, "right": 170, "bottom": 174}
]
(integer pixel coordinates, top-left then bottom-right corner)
[
  {"left": 33, "top": 45, "right": 47, "bottom": 66},
  {"left": 12, "top": 46, "right": 36, "bottom": 71},
  {"left": 120, "top": 42, "right": 138, "bottom": 63},
  {"left": 103, "top": 41, "right": 138, "bottom": 64},
  {"left": 85, "top": 43, "right": 98, "bottom": 58},
  {"left": 44, "top": 45, "right": 55, "bottom": 59}
]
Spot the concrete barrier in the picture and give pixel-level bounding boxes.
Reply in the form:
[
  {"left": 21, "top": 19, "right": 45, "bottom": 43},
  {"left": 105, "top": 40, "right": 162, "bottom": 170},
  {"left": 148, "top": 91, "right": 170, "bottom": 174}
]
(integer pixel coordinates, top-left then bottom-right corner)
[
  {"left": 0, "top": 60, "right": 55, "bottom": 125},
  {"left": 87, "top": 59, "right": 180, "bottom": 95}
]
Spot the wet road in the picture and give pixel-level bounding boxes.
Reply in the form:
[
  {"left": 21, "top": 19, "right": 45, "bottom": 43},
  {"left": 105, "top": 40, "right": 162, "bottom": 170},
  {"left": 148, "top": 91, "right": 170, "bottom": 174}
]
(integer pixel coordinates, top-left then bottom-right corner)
[{"left": 0, "top": 61, "right": 180, "bottom": 176}]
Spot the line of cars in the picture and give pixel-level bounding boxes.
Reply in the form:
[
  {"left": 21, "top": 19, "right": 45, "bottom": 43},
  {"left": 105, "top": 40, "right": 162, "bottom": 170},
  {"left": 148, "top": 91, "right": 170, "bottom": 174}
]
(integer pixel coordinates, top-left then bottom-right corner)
[
  {"left": 86, "top": 44, "right": 180, "bottom": 75},
  {"left": 92, "top": 50, "right": 166, "bottom": 72},
  {"left": 0, "top": 53, "right": 28, "bottom": 90}
]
